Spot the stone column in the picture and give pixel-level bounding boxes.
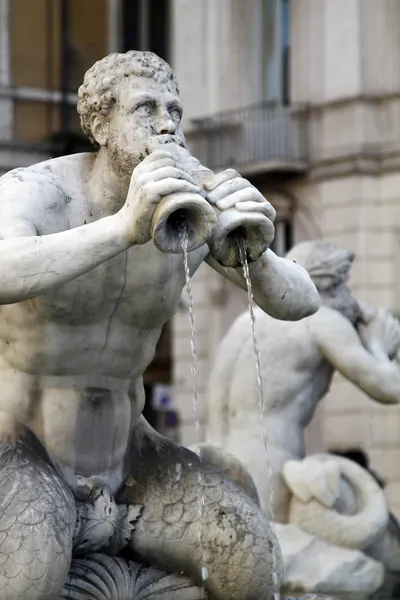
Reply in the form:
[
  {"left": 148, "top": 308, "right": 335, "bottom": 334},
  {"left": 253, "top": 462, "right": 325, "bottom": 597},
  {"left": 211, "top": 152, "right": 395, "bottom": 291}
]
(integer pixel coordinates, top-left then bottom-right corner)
[
  {"left": 107, "top": 0, "right": 122, "bottom": 54},
  {"left": 0, "top": 0, "right": 13, "bottom": 141}
]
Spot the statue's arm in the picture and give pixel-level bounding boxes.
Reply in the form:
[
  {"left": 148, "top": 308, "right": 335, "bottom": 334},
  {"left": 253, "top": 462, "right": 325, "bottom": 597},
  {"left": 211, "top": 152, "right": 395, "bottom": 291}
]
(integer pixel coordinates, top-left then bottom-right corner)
[
  {"left": 0, "top": 180, "right": 129, "bottom": 304},
  {"left": 205, "top": 249, "right": 320, "bottom": 321},
  {"left": 312, "top": 307, "right": 400, "bottom": 404}
]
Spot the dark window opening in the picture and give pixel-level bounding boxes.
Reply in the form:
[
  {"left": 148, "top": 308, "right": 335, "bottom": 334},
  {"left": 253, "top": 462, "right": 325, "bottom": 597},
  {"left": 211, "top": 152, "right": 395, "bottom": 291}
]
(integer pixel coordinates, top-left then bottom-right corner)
[
  {"left": 261, "top": 0, "right": 290, "bottom": 105},
  {"left": 281, "top": 0, "right": 290, "bottom": 105},
  {"left": 122, "top": 0, "right": 171, "bottom": 63},
  {"left": 270, "top": 218, "right": 293, "bottom": 256},
  {"left": 142, "top": 321, "right": 176, "bottom": 439}
]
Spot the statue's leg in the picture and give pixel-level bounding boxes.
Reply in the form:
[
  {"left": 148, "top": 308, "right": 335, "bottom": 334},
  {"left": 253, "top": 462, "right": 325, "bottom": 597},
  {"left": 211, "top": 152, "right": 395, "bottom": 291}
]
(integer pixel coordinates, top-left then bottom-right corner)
[
  {"left": 61, "top": 554, "right": 206, "bottom": 600},
  {"left": 118, "top": 418, "right": 283, "bottom": 600},
  {"left": 188, "top": 442, "right": 261, "bottom": 507},
  {"left": 0, "top": 412, "right": 76, "bottom": 600}
]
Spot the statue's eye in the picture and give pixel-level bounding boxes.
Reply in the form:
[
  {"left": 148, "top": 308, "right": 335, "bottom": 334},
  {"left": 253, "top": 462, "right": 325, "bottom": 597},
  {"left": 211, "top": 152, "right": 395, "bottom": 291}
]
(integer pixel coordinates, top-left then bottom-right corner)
[
  {"left": 135, "top": 102, "right": 153, "bottom": 115},
  {"left": 169, "top": 108, "right": 182, "bottom": 122}
]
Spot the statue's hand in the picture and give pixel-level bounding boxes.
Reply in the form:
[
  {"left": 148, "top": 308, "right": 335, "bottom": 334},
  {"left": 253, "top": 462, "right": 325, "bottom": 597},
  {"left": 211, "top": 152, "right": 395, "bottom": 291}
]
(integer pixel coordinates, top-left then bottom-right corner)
[
  {"left": 204, "top": 169, "right": 276, "bottom": 263},
  {"left": 358, "top": 307, "right": 400, "bottom": 360},
  {"left": 119, "top": 149, "right": 203, "bottom": 245}
]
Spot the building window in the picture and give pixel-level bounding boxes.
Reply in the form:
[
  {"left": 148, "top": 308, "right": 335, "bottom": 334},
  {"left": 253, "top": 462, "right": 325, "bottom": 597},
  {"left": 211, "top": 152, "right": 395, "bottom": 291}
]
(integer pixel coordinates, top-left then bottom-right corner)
[
  {"left": 10, "top": 0, "right": 107, "bottom": 150},
  {"left": 270, "top": 218, "right": 293, "bottom": 256},
  {"left": 261, "top": 0, "right": 290, "bottom": 104},
  {"left": 122, "top": 0, "right": 171, "bottom": 63},
  {"left": 256, "top": 188, "right": 293, "bottom": 256},
  {"left": 66, "top": 0, "right": 108, "bottom": 93},
  {"left": 281, "top": 0, "right": 290, "bottom": 105}
]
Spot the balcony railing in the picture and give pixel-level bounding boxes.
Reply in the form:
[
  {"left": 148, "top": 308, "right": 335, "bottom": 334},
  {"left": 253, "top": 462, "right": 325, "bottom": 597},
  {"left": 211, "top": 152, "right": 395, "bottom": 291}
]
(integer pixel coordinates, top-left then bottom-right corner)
[{"left": 188, "top": 102, "right": 309, "bottom": 176}]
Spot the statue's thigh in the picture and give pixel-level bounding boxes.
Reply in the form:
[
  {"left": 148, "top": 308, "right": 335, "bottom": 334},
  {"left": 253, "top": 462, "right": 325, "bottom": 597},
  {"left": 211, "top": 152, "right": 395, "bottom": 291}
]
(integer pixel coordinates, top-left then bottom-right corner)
[
  {"left": 0, "top": 412, "right": 76, "bottom": 600},
  {"left": 118, "top": 418, "right": 282, "bottom": 600}
]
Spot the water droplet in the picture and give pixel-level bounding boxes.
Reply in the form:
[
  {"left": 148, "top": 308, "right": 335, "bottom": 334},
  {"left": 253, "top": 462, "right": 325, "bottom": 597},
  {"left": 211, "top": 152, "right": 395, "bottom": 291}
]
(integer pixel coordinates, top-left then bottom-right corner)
[
  {"left": 179, "top": 224, "right": 207, "bottom": 593},
  {"left": 175, "top": 463, "right": 182, "bottom": 483},
  {"left": 237, "top": 238, "right": 280, "bottom": 600}
]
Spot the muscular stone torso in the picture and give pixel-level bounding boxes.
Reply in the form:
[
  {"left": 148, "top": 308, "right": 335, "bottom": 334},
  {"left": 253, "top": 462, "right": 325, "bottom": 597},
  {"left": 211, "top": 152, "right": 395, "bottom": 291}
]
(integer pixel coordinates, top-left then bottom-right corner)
[
  {"left": 212, "top": 307, "right": 335, "bottom": 520},
  {"left": 224, "top": 308, "right": 334, "bottom": 442},
  {"left": 0, "top": 154, "right": 207, "bottom": 491}
]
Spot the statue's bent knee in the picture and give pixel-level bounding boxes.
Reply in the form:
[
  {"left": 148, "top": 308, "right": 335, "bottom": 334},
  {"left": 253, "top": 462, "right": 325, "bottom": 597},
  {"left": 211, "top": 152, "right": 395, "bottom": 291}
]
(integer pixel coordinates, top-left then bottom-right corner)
[
  {"left": 0, "top": 412, "right": 76, "bottom": 599},
  {"left": 119, "top": 426, "right": 283, "bottom": 600}
]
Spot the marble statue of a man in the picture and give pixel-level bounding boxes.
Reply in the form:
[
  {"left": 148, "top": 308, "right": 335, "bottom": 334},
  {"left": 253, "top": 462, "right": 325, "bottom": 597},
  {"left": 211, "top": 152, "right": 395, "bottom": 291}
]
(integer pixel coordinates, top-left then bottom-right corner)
[
  {"left": 207, "top": 240, "right": 400, "bottom": 523},
  {"left": 0, "top": 51, "right": 319, "bottom": 600},
  {"left": 205, "top": 240, "right": 400, "bottom": 591}
]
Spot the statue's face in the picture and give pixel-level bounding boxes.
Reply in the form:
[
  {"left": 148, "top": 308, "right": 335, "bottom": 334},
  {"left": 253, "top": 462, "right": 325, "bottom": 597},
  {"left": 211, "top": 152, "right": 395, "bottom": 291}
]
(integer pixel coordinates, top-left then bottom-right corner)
[
  {"left": 314, "top": 273, "right": 361, "bottom": 325},
  {"left": 105, "top": 76, "right": 185, "bottom": 178}
]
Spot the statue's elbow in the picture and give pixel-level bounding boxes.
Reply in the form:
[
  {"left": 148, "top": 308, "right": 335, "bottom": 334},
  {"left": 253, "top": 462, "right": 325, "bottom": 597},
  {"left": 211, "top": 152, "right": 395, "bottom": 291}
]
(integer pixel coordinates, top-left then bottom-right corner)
[
  {"left": 255, "top": 261, "right": 321, "bottom": 321},
  {"left": 380, "top": 384, "right": 400, "bottom": 406},
  {"left": 282, "top": 283, "right": 320, "bottom": 322},
  {"left": 283, "top": 260, "right": 320, "bottom": 320},
  {"left": 263, "top": 293, "right": 320, "bottom": 321},
  {"left": 301, "top": 284, "right": 321, "bottom": 318}
]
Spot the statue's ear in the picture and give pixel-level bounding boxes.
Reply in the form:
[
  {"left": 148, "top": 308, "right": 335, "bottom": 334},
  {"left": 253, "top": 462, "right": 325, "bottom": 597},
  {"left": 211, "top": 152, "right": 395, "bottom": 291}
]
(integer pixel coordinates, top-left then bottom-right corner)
[{"left": 90, "top": 113, "right": 108, "bottom": 147}]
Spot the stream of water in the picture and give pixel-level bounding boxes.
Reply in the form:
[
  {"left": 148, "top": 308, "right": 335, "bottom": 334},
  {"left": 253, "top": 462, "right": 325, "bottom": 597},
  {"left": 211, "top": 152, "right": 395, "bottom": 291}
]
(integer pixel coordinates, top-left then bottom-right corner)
[
  {"left": 178, "top": 224, "right": 280, "bottom": 597},
  {"left": 237, "top": 238, "right": 280, "bottom": 600},
  {"left": 179, "top": 226, "right": 208, "bottom": 592}
]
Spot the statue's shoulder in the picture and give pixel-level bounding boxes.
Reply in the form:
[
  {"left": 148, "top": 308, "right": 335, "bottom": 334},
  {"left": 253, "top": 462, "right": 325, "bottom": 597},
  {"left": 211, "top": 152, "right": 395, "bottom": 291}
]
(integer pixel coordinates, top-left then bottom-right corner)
[
  {"left": 0, "top": 162, "right": 58, "bottom": 195},
  {"left": 0, "top": 154, "right": 86, "bottom": 199},
  {"left": 0, "top": 157, "right": 80, "bottom": 216},
  {"left": 308, "top": 305, "right": 355, "bottom": 341},
  {"left": 0, "top": 161, "right": 74, "bottom": 230},
  {"left": 309, "top": 305, "right": 342, "bottom": 325}
]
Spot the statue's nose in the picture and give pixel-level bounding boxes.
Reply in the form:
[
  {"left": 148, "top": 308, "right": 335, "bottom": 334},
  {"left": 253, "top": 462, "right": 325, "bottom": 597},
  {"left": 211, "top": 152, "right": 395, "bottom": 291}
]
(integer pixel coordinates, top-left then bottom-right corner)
[
  {"left": 157, "top": 109, "right": 177, "bottom": 135},
  {"left": 158, "top": 118, "right": 176, "bottom": 135}
]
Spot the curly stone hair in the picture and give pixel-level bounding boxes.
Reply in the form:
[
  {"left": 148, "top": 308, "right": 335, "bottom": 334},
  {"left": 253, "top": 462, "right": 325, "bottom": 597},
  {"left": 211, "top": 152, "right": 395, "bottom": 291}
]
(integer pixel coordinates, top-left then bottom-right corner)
[
  {"left": 77, "top": 51, "right": 179, "bottom": 147},
  {"left": 286, "top": 240, "right": 355, "bottom": 287}
]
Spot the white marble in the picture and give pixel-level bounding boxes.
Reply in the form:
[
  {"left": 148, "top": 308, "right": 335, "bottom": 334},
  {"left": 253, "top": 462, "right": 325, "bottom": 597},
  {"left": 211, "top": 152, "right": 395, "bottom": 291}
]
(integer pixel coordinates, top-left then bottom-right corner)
[
  {"left": 0, "top": 50, "right": 320, "bottom": 600},
  {"left": 284, "top": 453, "right": 400, "bottom": 573},
  {"left": 206, "top": 239, "right": 400, "bottom": 591},
  {"left": 188, "top": 441, "right": 386, "bottom": 594},
  {"left": 276, "top": 522, "right": 384, "bottom": 594},
  {"left": 0, "top": 53, "right": 318, "bottom": 491}
]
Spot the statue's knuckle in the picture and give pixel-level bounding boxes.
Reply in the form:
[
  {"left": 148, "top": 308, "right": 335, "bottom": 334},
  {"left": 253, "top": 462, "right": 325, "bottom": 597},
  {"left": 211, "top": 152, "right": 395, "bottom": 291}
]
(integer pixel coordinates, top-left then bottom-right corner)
[
  {"left": 133, "top": 176, "right": 144, "bottom": 190},
  {"left": 143, "top": 180, "right": 155, "bottom": 194}
]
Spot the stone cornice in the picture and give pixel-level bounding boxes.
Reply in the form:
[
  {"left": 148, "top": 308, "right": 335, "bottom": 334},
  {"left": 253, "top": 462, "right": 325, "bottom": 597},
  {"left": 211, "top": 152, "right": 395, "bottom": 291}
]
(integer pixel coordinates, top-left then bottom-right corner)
[
  {"left": 304, "top": 92, "right": 400, "bottom": 180},
  {"left": 308, "top": 147, "right": 400, "bottom": 181},
  {"left": 295, "top": 91, "right": 400, "bottom": 114}
]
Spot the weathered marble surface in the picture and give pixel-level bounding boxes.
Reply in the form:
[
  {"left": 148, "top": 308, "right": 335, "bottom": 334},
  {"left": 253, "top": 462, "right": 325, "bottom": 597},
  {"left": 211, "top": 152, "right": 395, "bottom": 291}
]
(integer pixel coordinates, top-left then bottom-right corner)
[
  {"left": 284, "top": 454, "right": 400, "bottom": 572},
  {"left": 276, "top": 523, "right": 384, "bottom": 594},
  {"left": 206, "top": 240, "right": 400, "bottom": 591},
  {"left": 0, "top": 50, "right": 320, "bottom": 599},
  {"left": 191, "top": 442, "right": 386, "bottom": 594}
]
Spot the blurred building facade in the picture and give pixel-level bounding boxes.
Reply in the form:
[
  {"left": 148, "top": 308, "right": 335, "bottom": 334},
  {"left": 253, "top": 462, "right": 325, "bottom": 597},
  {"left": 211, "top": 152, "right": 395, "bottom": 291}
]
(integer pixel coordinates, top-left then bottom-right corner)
[
  {"left": 1, "top": 0, "right": 400, "bottom": 512},
  {"left": 172, "top": 0, "right": 400, "bottom": 517}
]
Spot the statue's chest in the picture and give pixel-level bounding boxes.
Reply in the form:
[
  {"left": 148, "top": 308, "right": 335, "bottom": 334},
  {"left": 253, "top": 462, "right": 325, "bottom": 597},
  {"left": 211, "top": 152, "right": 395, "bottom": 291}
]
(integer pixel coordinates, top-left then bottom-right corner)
[
  {"left": 118, "top": 244, "right": 206, "bottom": 326},
  {"left": 31, "top": 253, "right": 127, "bottom": 324},
  {"left": 31, "top": 243, "right": 206, "bottom": 326}
]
